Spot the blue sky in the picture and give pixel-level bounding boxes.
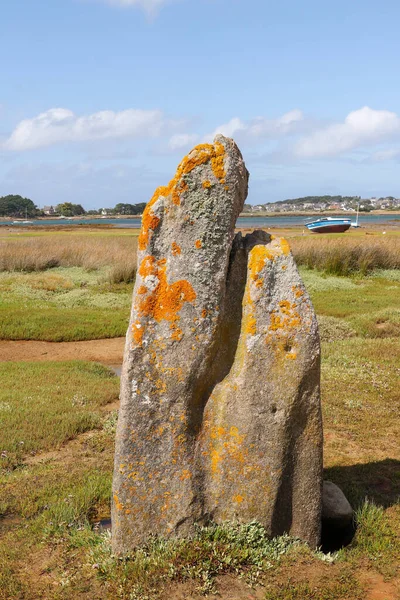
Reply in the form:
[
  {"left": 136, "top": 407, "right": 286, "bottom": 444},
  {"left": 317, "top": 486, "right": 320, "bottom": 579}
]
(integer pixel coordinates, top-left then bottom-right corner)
[{"left": 1, "top": 0, "right": 400, "bottom": 209}]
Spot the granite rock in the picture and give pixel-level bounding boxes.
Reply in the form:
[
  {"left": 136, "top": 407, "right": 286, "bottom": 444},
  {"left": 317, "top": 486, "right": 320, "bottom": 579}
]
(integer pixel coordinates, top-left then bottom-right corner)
[{"left": 112, "top": 136, "right": 322, "bottom": 554}]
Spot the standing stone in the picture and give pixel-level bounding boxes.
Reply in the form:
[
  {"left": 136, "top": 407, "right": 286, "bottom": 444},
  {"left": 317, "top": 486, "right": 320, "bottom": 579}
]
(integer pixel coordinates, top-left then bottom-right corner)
[
  {"left": 112, "top": 136, "right": 249, "bottom": 553},
  {"left": 199, "top": 233, "right": 323, "bottom": 546},
  {"left": 112, "top": 135, "right": 323, "bottom": 554}
]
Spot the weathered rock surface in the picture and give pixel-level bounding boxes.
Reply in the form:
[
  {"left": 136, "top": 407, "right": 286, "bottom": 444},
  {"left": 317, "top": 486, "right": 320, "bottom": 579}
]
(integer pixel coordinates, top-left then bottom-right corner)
[
  {"left": 322, "top": 481, "right": 353, "bottom": 526},
  {"left": 112, "top": 135, "right": 323, "bottom": 554},
  {"left": 199, "top": 233, "right": 322, "bottom": 546}
]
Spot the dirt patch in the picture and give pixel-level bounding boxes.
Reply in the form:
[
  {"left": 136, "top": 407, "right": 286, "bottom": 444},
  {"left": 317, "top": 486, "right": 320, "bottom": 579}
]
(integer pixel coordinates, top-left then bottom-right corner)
[
  {"left": 0, "top": 337, "right": 125, "bottom": 364},
  {"left": 161, "top": 575, "right": 266, "bottom": 600},
  {"left": 359, "top": 572, "right": 400, "bottom": 600}
]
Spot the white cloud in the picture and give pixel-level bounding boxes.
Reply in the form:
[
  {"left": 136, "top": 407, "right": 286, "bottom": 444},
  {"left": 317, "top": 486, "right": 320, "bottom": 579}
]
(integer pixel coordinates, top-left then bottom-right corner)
[
  {"left": 4, "top": 107, "right": 168, "bottom": 151},
  {"left": 295, "top": 106, "right": 400, "bottom": 158},
  {"left": 205, "top": 110, "right": 304, "bottom": 142},
  {"left": 168, "top": 133, "right": 198, "bottom": 151}
]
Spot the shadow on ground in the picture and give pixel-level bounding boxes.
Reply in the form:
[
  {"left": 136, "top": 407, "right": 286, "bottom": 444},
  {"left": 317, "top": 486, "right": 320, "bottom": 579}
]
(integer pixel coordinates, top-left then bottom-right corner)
[{"left": 325, "top": 458, "right": 400, "bottom": 509}]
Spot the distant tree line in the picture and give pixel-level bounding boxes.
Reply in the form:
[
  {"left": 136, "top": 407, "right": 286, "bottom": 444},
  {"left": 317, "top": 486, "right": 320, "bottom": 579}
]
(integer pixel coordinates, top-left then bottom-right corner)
[
  {"left": 0, "top": 196, "right": 147, "bottom": 218},
  {"left": 0, "top": 195, "right": 40, "bottom": 218}
]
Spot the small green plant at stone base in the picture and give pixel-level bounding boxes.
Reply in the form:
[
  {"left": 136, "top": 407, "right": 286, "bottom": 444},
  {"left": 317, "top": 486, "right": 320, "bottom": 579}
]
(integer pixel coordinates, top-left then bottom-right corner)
[
  {"left": 349, "top": 500, "right": 400, "bottom": 566},
  {"left": 87, "top": 522, "right": 301, "bottom": 598}
]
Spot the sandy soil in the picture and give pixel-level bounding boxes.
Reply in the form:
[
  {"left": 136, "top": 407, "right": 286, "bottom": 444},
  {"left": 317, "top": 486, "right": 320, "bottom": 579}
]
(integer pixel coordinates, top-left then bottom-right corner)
[{"left": 0, "top": 337, "right": 125, "bottom": 364}]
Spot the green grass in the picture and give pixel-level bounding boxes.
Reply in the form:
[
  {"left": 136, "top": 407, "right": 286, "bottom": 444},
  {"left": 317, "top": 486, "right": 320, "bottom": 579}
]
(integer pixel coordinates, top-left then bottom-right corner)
[
  {"left": 0, "top": 233, "right": 399, "bottom": 598},
  {"left": 0, "top": 268, "right": 132, "bottom": 340},
  {"left": 321, "top": 337, "right": 400, "bottom": 471},
  {"left": 0, "top": 361, "right": 119, "bottom": 469},
  {"left": 301, "top": 268, "right": 400, "bottom": 338}
]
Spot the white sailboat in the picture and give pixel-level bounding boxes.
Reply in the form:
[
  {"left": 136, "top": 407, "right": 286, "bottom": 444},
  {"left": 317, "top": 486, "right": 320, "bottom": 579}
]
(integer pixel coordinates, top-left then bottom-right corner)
[{"left": 351, "top": 203, "right": 361, "bottom": 228}]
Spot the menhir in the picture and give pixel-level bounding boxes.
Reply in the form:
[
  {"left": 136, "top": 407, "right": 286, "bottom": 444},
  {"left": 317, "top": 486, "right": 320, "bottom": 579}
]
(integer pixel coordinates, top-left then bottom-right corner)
[{"left": 112, "top": 135, "right": 323, "bottom": 554}]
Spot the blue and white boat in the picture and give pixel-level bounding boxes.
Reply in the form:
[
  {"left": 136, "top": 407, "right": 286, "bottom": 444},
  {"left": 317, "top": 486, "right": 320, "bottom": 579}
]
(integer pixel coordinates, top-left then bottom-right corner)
[{"left": 305, "top": 217, "right": 352, "bottom": 233}]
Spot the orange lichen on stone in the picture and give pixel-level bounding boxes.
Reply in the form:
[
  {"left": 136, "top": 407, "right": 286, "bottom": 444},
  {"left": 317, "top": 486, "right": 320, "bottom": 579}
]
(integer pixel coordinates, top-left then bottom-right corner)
[
  {"left": 248, "top": 245, "right": 274, "bottom": 282},
  {"left": 233, "top": 494, "right": 244, "bottom": 503},
  {"left": 132, "top": 324, "right": 144, "bottom": 346},
  {"left": 136, "top": 255, "right": 196, "bottom": 323},
  {"left": 201, "top": 308, "right": 208, "bottom": 318},
  {"left": 202, "top": 180, "right": 212, "bottom": 189},
  {"left": 113, "top": 493, "right": 123, "bottom": 511},
  {"left": 170, "top": 323, "right": 183, "bottom": 341},
  {"left": 139, "top": 208, "right": 160, "bottom": 251},
  {"left": 179, "top": 470, "right": 192, "bottom": 481},
  {"left": 269, "top": 307, "right": 301, "bottom": 332},
  {"left": 280, "top": 238, "right": 290, "bottom": 255},
  {"left": 138, "top": 285, "right": 147, "bottom": 295},
  {"left": 211, "top": 142, "right": 226, "bottom": 181},
  {"left": 195, "top": 239, "right": 202, "bottom": 249},
  {"left": 292, "top": 286, "right": 304, "bottom": 299},
  {"left": 138, "top": 142, "right": 226, "bottom": 251},
  {"left": 171, "top": 242, "right": 181, "bottom": 256},
  {"left": 246, "top": 315, "right": 257, "bottom": 335}
]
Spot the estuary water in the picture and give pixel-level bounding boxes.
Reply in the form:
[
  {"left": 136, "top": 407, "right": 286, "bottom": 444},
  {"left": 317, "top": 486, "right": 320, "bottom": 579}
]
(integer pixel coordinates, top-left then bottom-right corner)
[{"left": 0, "top": 214, "right": 399, "bottom": 228}]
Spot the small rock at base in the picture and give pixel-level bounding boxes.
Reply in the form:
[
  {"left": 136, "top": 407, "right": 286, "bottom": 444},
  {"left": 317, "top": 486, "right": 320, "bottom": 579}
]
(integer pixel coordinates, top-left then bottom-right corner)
[{"left": 322, "top": 481, "right": 353, "bottom": 526}]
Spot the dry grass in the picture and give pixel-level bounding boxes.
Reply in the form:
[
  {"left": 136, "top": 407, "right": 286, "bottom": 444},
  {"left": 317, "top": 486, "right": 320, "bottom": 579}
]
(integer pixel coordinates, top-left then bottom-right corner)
[
  {"left": 0, "top": 235, "right": 138, "bottom": 282},
  {"left": 2, "top": 230, "right": 399, "bottom": 279},
  {"left": 290, "top": 234, "right": 400, "bottom": 275}
]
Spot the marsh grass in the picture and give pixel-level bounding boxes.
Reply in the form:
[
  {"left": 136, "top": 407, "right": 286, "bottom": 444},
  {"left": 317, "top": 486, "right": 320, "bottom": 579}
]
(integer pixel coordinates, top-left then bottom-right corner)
[
  {"left": 0, "top": 335, "right": 399, "bottom": 597},
  {"left": 0, "top": 234, "right": 137, "bottom": 275},
  {"left": 0, "top": 267, "right": 132, "bottom": 340},
  {"left": 301, "top": 268, "right": 400, "bottom": 338},
  {"left": 0, "top": 231, "right": 399, "bottom": 598},
  {"left": 0, "top": 361, "right": 119, "bottom": 469},
  {"left": 290, "top": 234, "right": 400, "bottom": 275}
]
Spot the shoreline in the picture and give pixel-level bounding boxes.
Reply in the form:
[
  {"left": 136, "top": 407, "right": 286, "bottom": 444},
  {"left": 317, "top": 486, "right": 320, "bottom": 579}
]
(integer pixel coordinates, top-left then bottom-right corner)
[{"left": 1, "top": 210, "right": 400, "bottom": 223}]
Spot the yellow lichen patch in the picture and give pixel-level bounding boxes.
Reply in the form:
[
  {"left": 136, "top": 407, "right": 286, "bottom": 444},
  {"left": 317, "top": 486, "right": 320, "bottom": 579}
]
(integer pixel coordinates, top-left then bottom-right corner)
[
  {"left": 138, "top": 285, "right": 147, "bottom": 295},
  {"left": 211, "top": 142, "right": 226, "bottom": 181},
  {"left": 202, "top": 180, "right": 212, "bottom": 189},
  {"left": 179, "top": 469, "right": 192, "bottom": 481},
  {"left": 206, "top": 424, "right": 247, "bottom": 477},
  {"left": 269, "top": 306, "right": 301, "bottom": 332},
  {"left": 280, "top": 238, "right": 290, "bottom": 255},
  {"left": 195, "top": 239, "right": 202, "bottom": 249},
  {"left": 246, "top": 315, "right": 257, "bottom": 335},
  {"left": 292, "top": 285, "right": 304, "bottom": 299},
  {"left": 171, "top": 242, "right": 181, "bottom": 256},
  {"left": 170, "top": 323, "right": 183, "bottom": 341},
  {"left": 233, "top": 494, "right": 244, "bottom": 504},
  {"left": 113, "top": 493, "right": 123, "bottom": 511},
  {"left": 155, "top": 379, "right": 167, "bottom": 394},
  {"left": 138, "top": 143, "right": 226, "bottom": 251},
  {"left": 211, "top": 448, "right": 222, "bottom": 475},
  {"left": 132, "top": 323, "right": 144, "bottom": 346},
  {"left": 136, "top": 255, "right": 196, "bottom": 323},
  {"left": 201, "top": 308, "right": 208, "bottom": 319},
  {"left": 138, "top": 209, "right": 161, "bottom": 251},
  {"left": 279, "top": 300, "right": 292, "bottom": 315}
]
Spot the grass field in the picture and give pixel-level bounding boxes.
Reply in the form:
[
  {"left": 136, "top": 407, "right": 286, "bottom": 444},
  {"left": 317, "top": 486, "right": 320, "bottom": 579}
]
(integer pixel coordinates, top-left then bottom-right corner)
[{"left": 0, "top": 228, "right": 399, "bottom": 598}]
